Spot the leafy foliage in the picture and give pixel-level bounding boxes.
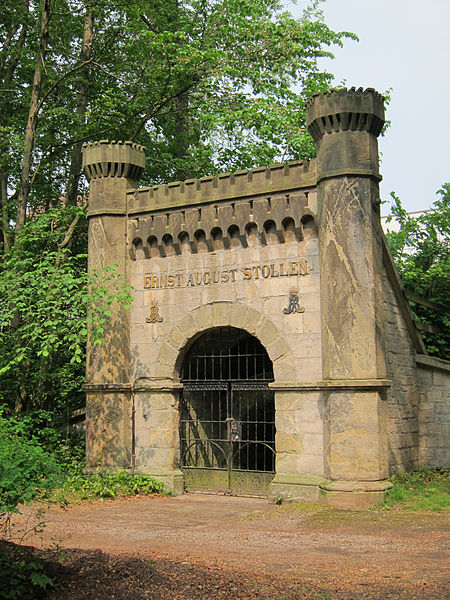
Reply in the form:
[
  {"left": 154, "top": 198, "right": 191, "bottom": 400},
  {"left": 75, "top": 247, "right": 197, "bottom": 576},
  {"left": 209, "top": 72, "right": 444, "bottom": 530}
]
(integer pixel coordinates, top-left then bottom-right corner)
[
  {"left": 0, "top": 411, "right": 166, "bottom": 598},
  {"left": 0, "top": 410, "right": 81, "bottom": 599},
  {"left": 0, "top": 545, "right": 54, "bottom": 600},
  {"left": 0, "top": 205, "right": 133, "bottom": 413},
  {"left": 58, "top": 470, "right": 168, "bottom": 502},
  {"left": 385, "top": 184, "right": 450, "bottom": 359},
  {"left": 0, "top": 411, "right": 62, "bottom": 515}
]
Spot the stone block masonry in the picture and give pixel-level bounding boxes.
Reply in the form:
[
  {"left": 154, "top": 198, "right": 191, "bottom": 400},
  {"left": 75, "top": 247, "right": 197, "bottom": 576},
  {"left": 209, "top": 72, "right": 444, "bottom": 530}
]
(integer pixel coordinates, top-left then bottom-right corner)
[
  {"left": 82, "top": 87, "right": 449, "bottom": 508},
  {"left": 416, "top": 356, "right": 450, "bottom": 468}
]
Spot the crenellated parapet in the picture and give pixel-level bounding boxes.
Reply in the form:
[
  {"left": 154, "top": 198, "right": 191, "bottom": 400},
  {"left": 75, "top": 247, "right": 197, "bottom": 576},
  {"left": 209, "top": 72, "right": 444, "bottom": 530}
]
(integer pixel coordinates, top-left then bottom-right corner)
[
  {"left": 127, "top": 160, "right": 316, "bottom": 215},
  {"left": 82, "top": 140, "right": 146, "bottom": 182},
  {"left": 306, "top": 87, "right": 385, "bottom": 142},
  {"left": 124, "top": 159, "right": 318, "bottom": 259},
  {"left": 306, "top": 87, "right": 385, "bottom": 182}
]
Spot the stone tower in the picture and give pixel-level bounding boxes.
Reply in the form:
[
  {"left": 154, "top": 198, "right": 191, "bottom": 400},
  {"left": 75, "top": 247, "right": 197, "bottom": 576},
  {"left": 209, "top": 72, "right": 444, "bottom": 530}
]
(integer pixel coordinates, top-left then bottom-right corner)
[
  {"left": 306, "top": 88, "right": 391, "bottom": 505},
  {"left": 82, "top": 141, "right": 146, "bottom": 469}
]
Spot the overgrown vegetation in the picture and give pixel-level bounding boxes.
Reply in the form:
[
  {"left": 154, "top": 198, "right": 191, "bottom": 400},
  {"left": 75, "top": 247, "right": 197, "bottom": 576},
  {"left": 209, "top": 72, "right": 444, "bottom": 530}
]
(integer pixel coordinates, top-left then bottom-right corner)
[
  {"left": 385, "top": 184, "right": 450, "bottom": 359},
  {"left": 57, "top": 471, "right": 168, "bottom": 503},
  {"left": 0, "top": 412, "right": 62, "bottom": 515},
  {"left": 0, "top": 412, "right": 61, "bottom": 597},
  {"left": 0, "top": 410, "right": 167, "bottom": 598},
  {"left": 0, "top": 205, "right": 134, "bottom": 415},
  {"left": 0, "top": 543, "right": 54, "bottom": 600}
]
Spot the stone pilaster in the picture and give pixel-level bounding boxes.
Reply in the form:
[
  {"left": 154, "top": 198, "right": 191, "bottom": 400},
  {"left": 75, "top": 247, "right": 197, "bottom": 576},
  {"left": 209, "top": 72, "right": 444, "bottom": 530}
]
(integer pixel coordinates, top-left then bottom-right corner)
[
  {"left": 132, "top": 381, "right": 184, "bottom": 495},
  {"left": 306, "top": 88, "right": 391, "bottom": 507},
  {"left": 82, "top": 140, "right": 145, "bottom": 470}
]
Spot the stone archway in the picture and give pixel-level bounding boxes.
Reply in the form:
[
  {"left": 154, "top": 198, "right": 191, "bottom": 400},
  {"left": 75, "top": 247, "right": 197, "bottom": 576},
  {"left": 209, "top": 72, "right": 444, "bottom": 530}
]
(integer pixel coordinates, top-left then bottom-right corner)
[
  {"left": 179, "top": 326, "right": 276, "bottom": 495},
  {"left": 155, "top": 301, "right": 294, "bottom": 382}
]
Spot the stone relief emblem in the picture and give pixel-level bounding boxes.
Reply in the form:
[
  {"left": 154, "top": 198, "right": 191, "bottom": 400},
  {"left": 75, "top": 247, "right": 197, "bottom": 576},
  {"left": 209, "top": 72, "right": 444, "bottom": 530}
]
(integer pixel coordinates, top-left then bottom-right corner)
[
  {"left": 283, "top": 289, "right": 305, "bottom": 315},
  {"left": 146, "top": 300, "right": 163, "bottom": 323}
]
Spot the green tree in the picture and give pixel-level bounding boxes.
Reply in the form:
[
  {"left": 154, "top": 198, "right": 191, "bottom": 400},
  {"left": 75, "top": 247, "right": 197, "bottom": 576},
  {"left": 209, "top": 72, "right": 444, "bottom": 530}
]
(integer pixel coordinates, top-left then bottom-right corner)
[
  {"left": 0, "top": 0, "right": 355, "bottom": 418},
  {"left": 385, "top": 185, "right": 450, "bottom": 360},
  {"left": 1, "top": 0, "right": 355, "bottom": 241},
  {"left": 0, "top": 205, "right": 133, "bottom": 414}
]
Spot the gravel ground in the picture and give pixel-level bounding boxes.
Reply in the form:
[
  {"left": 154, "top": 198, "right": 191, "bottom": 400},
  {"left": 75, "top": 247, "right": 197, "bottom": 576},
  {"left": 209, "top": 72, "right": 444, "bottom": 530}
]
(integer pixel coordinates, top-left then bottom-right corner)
[{"left": 9, "top": 494, "right": 450, "bottom": 599}]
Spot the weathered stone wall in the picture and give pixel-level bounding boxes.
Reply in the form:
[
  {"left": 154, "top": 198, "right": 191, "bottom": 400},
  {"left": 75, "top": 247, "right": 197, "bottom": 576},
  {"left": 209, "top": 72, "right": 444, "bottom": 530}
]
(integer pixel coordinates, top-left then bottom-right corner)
[
  {"left": 128, "top": 202, "right": 324, "bottom": 482},
  {"left": 382, "top": 267, "right": 421, "bottom": 472},
  {"left": 381, "top": 241, "right": 450, "bottom": 472},
  {"left": 129, "top": 231, "right": 321, "bottom": 382},
  {"left": 416, "top": 356, "right": 450, "bottom": 468},
  {"left": 113, "top": 156, "right": 326, "bottom": 492}
]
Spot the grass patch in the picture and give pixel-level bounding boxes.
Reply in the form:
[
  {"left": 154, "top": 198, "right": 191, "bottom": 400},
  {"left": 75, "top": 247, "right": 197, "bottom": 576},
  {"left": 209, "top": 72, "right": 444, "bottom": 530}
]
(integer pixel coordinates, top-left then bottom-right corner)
[
  {"left": 382, "top": 468, "right": 449, "bottom": 511},
  {"left": 245, "top": 471, "right": 449, "bottom": 526}
]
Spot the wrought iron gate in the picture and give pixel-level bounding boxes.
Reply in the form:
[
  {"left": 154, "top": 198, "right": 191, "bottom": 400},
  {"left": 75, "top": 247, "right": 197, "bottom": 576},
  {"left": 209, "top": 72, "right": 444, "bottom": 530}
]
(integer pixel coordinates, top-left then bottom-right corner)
[{"left": 180, "top": 328, "right": 275, "bottom": 495}]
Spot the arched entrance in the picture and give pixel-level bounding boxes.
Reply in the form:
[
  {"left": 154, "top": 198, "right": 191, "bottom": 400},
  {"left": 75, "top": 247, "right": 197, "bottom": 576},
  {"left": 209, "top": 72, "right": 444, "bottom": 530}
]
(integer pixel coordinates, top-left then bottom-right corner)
[{"left": 180, "top": 326, "right": 275, "bottom": 495}]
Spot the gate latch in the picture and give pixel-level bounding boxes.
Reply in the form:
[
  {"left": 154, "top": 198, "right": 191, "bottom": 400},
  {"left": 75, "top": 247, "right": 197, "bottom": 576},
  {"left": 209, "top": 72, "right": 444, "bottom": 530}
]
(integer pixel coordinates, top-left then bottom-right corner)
[{"left": 226, "top": 417, "right": 242, "bottom": 442}]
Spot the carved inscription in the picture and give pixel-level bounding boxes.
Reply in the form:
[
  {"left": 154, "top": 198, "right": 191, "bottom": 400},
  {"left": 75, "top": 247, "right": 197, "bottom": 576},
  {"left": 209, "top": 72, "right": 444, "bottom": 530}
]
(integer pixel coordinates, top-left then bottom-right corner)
[{"left": 144, "top": 259, "right": 310, "bottom": 289}]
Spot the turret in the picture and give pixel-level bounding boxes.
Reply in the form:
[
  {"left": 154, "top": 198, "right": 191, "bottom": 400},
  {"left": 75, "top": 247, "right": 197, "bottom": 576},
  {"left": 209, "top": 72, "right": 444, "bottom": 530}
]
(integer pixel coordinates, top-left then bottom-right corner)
[
  {"left": 306, "top": 88, "right": 391, "bottom": 507},
  {"left": 82, "top": 140, "right": 145, "bottom": 469}
]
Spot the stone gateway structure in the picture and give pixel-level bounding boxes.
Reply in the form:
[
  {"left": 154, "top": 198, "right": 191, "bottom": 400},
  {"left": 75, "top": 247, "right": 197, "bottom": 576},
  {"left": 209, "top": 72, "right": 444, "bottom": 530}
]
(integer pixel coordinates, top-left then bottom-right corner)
[{"left": 82, "top": 88, "right": 449, "bottom": 508}]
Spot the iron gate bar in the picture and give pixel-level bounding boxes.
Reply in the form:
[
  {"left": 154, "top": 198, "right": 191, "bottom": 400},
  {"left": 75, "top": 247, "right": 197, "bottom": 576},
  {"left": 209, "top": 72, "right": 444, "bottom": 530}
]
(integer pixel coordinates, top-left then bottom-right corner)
[
  {"left": 181, "top": 327, "right": 274, "bottom": 382},
  {"left": 180, "top": 391, "right": 275, "bottom": 468},
  {"left": 180, "top": 327, "right": 275, "bottom": 493}
]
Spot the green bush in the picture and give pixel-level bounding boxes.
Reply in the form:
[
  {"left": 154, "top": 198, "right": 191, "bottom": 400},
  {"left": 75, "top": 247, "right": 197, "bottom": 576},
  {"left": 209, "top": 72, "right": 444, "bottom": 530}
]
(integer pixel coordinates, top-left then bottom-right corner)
[
  {"left": 0, "top": 412, "right": 62, "bottom": 598},
  {"left": 0, "top": 411, "right": 167, "bottom": 597},
  {"left": 0, "top": 412, "right": 62, "bottom": 514},
  {"left": 0, "top": 544, "right": 54, "bottom": 600}
]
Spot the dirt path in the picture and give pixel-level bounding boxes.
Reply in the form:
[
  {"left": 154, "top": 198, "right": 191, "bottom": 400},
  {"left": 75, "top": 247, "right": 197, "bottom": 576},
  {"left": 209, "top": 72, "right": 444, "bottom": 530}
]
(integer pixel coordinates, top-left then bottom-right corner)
[{"left": 13, "top": 494, "right": 450, "bottom": 599}]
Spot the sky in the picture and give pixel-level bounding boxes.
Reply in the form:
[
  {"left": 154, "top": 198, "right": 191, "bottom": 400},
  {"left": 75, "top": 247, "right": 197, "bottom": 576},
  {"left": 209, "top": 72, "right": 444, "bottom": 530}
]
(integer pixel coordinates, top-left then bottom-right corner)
[{"left": 287, "top": 0, "right": 450, "bottom": 213}]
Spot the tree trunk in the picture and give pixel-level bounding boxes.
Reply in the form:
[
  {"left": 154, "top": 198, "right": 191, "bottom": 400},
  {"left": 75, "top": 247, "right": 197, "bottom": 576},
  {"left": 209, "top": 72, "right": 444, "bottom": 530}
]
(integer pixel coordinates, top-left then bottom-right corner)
[
  {"left": 174, "top": 91, "right": 191, "bottom": 181},
  {"left": 0, "top": 0, "right": 30, "bottom": 248},
  {"left": 65, "top": 1, "right": 96, "bottom": 206},
  {"left": 0, "top": 169, "right": 10, "bottom": 252},
  {"left": 15, "top": 0, "right": 51, "bottom": 232}
]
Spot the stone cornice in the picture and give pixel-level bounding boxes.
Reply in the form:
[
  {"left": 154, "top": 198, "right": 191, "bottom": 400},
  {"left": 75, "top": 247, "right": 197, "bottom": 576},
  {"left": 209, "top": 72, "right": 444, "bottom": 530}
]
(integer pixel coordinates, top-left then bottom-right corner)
[
  {"left": 83, "top": 381, "right": 183, "bottom": 393},
  {"left": 82, "top": 140, "right": 146, "bottom": 182},
  {"left": 415, "top": 353, "right": 450, "bottom": 373},
  {"left": 269, "top": 379, "right": 392, "bottom": 391},
  {"left": 83, "top": 383, "right": 132, "bottom": 393},
  {"left": 316, "top": 167, "right": 382, "bottom": 184}
]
